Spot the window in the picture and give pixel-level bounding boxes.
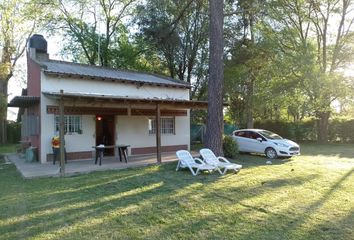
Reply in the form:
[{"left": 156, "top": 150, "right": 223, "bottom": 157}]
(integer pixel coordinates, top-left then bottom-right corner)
[
  {"left": 248, "top": 132, "right": 258, "bottom": 139},
  {"left": 148, "top": 117, "right": 175, "bottom": 135},
  {"left": 235, "top": 131, "right": 246, "bottom": 137},
  {"left": 55, "top": 115, "right": 82, "bottom": 134}
]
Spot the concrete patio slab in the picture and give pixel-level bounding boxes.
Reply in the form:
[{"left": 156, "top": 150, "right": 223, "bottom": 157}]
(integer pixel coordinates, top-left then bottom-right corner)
[{"left": 6, "top": 152, "right": 198, "bottom": 179}]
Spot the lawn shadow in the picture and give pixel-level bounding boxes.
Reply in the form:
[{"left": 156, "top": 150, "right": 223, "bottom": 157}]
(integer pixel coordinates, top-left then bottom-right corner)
[
  {"left": 231, "top": 153, "right": 293, "bottom": 169},
  {"left": 1, "top": 153, "right": 352, "bottom": 239},
  {"left": 300, "top": 143, "right": 354, "bottom": 159},
  {"left": 0, "top": 162, "right": 224, "bottom": 239},
  {"left": 302, "top": 209, "right": 354, "bottom": 240},
  {"left": 118, "top": 171, "right": 321, "bottom": 239},
  {"left": 288, "top": 168, "right": 354, "bottom": 237},
  {"left": 238, "top": 167, "right": 354, "bottom": 240}
]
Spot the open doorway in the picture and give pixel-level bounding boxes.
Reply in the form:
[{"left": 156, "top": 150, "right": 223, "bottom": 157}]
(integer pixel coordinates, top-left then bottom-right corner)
[{"left": 95, "top": 115, "right": 115, "bottom": 155}]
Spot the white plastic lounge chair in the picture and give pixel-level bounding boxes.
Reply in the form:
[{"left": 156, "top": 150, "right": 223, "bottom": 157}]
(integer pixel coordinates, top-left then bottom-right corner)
[
  {"left": 176, "top": 150, "right": 222, "bottom": 176},
  {"left": 200, "top": 148, "right": 242, "bottom": 175}
]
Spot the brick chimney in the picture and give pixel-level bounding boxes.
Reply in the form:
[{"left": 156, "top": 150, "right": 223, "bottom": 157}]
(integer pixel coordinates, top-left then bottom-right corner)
[{"left": 28, "top": 34, "right": 49, "bottom": 61}]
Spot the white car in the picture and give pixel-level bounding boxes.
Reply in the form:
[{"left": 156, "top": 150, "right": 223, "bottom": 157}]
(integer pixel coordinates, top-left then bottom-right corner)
[{"left": 231, "top": 129, "right": 300, "bottom": 159}]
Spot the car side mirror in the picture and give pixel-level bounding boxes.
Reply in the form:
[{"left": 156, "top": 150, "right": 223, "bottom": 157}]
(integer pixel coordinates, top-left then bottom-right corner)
[{"left": 256, "top": 137, "right": 263, "bottom": 142}]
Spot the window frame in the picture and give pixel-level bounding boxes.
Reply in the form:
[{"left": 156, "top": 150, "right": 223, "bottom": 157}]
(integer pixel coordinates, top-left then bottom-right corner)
[
  {"left": 54, "top": 115, "right": 82, "bottom": 135},
  {"left": 148, "top": 117, "right": 175, "bottom": 135}
]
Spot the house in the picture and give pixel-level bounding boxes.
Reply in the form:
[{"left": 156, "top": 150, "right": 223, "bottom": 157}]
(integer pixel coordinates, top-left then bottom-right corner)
[{"left": 9, "top": 34, "right": 207, "bottom": 164}]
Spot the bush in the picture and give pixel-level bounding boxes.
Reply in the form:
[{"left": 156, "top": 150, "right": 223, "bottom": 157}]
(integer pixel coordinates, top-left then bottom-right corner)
[
  {"left": 254, "top": 119, "right": 316, "bottom": 141},
  {"left": 7, "top": 121, "right": 21, "bottom": 143},
  {"left": 223, "top": 135, "right": 238, "bottom": 159},
  {"left": 328, "top": 118, "right": 354, "bottom": 143},
  {"left": 254, "top": 118, "right": 354, "bottom": 142}
]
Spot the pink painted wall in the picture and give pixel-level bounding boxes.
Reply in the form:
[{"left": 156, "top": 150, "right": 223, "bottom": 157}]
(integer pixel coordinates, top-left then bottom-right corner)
[
  {"left": 27, "top": 54, "right": 41, "bottom": 97},
  {"left": 25, "top": 53, "right": 42, "bottom": 158},
  {"left": 26, "top": 105, "right": 40, "bottom": 148}
]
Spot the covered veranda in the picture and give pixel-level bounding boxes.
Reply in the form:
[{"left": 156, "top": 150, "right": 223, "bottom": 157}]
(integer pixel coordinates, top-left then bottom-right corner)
[
  {"left": 9, "top": 90, "right": 208, "bottom": 177},
  {"left": 44, "top": 90, "right": 208, "bottom": 175}
]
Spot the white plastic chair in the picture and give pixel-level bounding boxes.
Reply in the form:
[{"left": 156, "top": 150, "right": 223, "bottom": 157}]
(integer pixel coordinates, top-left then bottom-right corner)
[
  {"left": 200, "top": 148, "right": 242, "bottom": 175},
  {"left": 176, "top": 150, "right": 222, "bottom": 176}
]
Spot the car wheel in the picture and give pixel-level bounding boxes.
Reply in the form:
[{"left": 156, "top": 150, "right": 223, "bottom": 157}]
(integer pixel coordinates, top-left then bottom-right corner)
[{"left": 265, "top": 147, "right": 277, "bottom": 159}]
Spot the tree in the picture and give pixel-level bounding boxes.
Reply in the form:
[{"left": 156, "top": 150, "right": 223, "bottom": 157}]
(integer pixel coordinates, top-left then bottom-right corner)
[
  {"left": 205, "top": 0, "right": 224, "bottom": 155},
  {"left": 0, "top": 0, "right": 43, "bottom": 143},
  {"left": 309, "top": 0, "right": 354, "bottom": 142},
  {"left": 224, "top": 0, "right": 283, "bottom": 127},
  {"left": 265, "top": 0, "right": 354, "bottom": 143},
  {"left": 52, "top": 0, "right": 136, "bottom": 67},
  {"left": 135, "top": 0, "right": 209, "bottom": 90}
]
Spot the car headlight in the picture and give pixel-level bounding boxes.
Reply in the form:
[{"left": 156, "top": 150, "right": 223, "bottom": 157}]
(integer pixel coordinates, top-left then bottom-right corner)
[{"left": 273, "top": 142, "right": 288, "bottom": 148}]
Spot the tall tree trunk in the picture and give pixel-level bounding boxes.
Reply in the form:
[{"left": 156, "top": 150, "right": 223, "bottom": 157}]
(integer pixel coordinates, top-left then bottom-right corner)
[
  {"left": 246, "top": 7, "right": 255, "bottom": 129},
  {"left": 316, "top": 111, "right": 330, "bottom": 144},
  {"left": 0, "top": 81, "right": 8, "bottom": 144},
  {"left": 0, "top": 40, "right": 12, "bottom": 144},
  {"left": 205, "top": 0, "right": 224, "bottom": 156},
  {"left": 246, "top": 78, "right": 254, "bottom": 128}
]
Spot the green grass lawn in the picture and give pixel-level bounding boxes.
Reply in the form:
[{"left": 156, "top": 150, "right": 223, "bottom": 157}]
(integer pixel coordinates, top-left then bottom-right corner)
[
  {"left": 0, "top": 144, "right": 17, "bottom": 154},
  {"left": 0, "top": 144, "right": 353, "bottom": 240}
]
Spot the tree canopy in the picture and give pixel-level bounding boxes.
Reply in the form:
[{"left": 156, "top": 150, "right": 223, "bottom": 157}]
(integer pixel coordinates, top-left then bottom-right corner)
[
  {"left": 3, "top": 0, "right": 354, "bottom": 146},
  {"left": 0, "top": 0, "right": 50, "bottom": 143},
  {"left": 224, "top": 0, "right": 354, "bottom": 143}
]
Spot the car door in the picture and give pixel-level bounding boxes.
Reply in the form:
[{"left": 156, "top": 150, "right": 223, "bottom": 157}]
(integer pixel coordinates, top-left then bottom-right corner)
[
  {"left": 234, "top": 131, "right": 255, "bottom": 152},
  {"left": 243, "top": 131, "right": 266, "bottom": 153},
  {"left": 233, "top": 131, "right": 248, "bottom": 151},
  {"left": 248, "top": 132, "right": 267, "bottom": 153}
]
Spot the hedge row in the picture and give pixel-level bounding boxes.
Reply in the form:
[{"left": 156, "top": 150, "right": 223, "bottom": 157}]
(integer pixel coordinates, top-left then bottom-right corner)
[
  {"left": 254, "top": 119, "right": 354, "bottom": 143},
  {"left": 6, "top": 118, "right": 354, "bottom": 144},
  {"left": 328, "top": 119, "right": 354, "bottom": 143},
  {"left": 6, "top": 121, "right": 21, "bottom": 143}
]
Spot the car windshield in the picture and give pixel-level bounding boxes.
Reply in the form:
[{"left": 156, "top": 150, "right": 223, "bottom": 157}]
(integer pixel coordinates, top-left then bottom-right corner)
[{"left": 258, "top": 130, "right": 283, "bottom": 140}]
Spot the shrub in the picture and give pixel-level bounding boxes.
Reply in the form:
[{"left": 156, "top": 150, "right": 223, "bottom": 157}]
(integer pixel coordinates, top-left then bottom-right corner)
[
  {"left": 254, "top": 120, "right": 290, "bottom": 138},
  {"left": 7, "top": 121, "right": 21, "bottom": 143},
  {"left": 328, "top": 118, "right": 354, "bottom": 143},
  {"left": 254, "top": 119, "right": 316, "bottom": 141},
  {"left": 253, "top": 118, "right": 354, "bottom": 142},
  {"left": 223, "top": 135, "right": 238, "bottom": 159}
]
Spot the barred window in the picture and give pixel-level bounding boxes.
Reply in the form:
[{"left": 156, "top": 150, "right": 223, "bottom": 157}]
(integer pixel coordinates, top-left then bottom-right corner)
[
  {"left": 55, "top": 115, "right": 82, "bottom": 134},
  {"left": 148, "top": 117, "right": 175, "bottom": 135}
]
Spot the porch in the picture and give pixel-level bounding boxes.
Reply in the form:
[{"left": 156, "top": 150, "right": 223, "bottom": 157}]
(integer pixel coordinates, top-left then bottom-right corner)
[{"left": 7, "top": 151, "right": 197, "bottom": 179}]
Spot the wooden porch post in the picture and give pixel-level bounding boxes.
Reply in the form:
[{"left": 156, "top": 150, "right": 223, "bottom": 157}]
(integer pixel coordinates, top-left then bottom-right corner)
[
  {"left": 156, "top": 103, "right": 161, "bottom": 163},
  {"left": 59, "top": 89, "right": 65, "bottom": 176}
]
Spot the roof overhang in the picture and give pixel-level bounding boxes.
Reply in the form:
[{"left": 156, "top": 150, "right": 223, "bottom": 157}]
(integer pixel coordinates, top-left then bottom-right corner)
[
  {"left": 42, "top": 91, "right": 209, "bottom": 109},
  {"left": 8, "top": 96, "right": 40, "bottom": 108},
  {"left": 44, "top": 71, "right": 191, "bottom": 89}
]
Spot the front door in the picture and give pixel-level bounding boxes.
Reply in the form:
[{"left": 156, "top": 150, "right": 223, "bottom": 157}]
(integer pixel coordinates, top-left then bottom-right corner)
[{"left": 96, "top": 115, "right": 115, "bottom": 155}]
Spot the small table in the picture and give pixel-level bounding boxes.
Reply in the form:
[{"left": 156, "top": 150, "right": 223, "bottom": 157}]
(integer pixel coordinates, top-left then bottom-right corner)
[{"left": 93, "top": 145, "right": 130, "bottom": 165}]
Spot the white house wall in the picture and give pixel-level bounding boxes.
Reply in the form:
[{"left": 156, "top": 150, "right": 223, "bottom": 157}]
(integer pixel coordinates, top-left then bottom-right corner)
[
  {"left": 40, "top": 92, "right": 96, "bottom": 163},
  {"left": 42, "top": 75, "right": 190, "bottom": 100},
  {"left": 39, "top": 73, "right": 191, "bottom": 162},
  {"left": 40, "top": 95, "right": 55, "bottom": 163},
  {"left": 116, "top": 112, "right": 190, "bottom": 154}
]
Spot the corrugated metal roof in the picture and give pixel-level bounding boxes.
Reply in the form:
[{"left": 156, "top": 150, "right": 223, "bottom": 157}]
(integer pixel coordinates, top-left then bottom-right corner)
[
  {"left": 8, "top": 96, "right": 40, "bottom": 108},
  {"left": 41, "top": 60, "right": 190, "bottom": 88}
]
